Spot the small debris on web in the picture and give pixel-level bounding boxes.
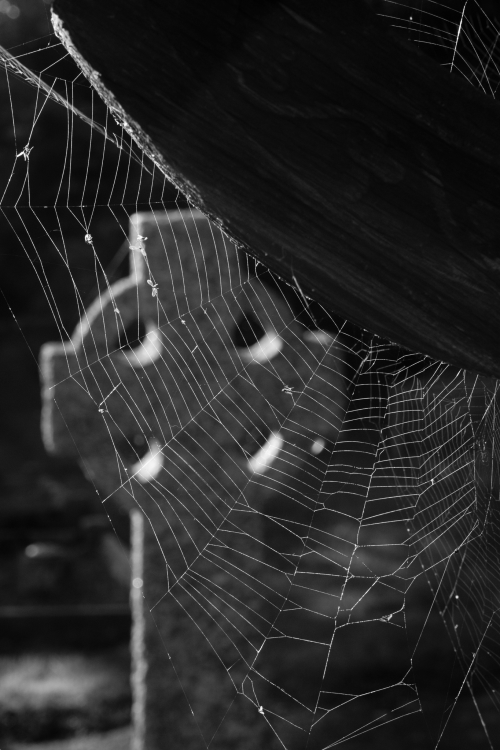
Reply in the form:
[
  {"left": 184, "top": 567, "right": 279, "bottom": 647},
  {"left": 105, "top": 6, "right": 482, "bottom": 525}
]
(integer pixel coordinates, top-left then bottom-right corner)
[
  {"left": 130, "top": 236, "right": 148, "bottom": 256},
  {"left": 147, "top": 279, "right": 159, "bottom": 297},
  {"left": 98, "top": 383, "right": 120, "bottom": 411},
  {"left": 16, "top": 144, "right": 33, "bottom": 160}
]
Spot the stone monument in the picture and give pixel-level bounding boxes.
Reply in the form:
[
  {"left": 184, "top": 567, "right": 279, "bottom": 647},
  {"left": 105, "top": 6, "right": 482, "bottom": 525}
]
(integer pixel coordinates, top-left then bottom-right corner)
[{"left": 40, "top": 210, "right": 347, "bottom": 749}]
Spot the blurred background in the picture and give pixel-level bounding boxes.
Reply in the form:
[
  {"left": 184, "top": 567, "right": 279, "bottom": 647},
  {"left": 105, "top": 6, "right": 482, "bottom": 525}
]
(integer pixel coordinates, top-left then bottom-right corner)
[
  {"left": 1, "top": 2, "right": 500, "bottom": 748},
  {"left": 0, "top": 2, "right": 182, "bottom": 746}
]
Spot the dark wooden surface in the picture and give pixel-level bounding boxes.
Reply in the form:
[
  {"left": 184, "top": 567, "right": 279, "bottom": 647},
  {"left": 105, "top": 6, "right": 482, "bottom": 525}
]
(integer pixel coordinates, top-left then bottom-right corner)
[{"left": 51, "top": 0, "right": 500, "bottom": 377}]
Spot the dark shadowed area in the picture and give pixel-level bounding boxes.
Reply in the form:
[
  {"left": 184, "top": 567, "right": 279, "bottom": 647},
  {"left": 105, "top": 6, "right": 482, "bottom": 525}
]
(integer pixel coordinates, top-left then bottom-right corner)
[{"left": 1, "top": 2, "right": 500, "bottom": 750}]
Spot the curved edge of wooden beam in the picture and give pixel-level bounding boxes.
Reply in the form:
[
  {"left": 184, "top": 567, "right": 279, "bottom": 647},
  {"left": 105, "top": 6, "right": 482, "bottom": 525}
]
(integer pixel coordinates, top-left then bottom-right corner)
[
  {"left": 51, "top": 1, "right": 500, "bottom": 378},
  {"left": 50, "top": 14, "right": 195, "bottom": 206}
]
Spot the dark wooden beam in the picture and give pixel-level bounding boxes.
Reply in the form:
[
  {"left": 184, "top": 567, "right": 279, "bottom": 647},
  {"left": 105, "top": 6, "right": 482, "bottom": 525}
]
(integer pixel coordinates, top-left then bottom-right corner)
[{"left": 51, "top": 0, "right": 500, "bottom": 377}]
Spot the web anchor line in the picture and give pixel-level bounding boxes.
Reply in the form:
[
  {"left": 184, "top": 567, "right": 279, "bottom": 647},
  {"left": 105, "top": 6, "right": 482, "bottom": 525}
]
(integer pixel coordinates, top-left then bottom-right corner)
[{"left": 3, "top": 4, "right": 500, "bottom": 747}]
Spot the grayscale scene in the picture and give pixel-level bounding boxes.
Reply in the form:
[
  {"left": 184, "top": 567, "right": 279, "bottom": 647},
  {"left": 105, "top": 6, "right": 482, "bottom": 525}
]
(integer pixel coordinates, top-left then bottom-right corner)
[{"left": 1, "top": 2, "right": 500, "bottom": 749}]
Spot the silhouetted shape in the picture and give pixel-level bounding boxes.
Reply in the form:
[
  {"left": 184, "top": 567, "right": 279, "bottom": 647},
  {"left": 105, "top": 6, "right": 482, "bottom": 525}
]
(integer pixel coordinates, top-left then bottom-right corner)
[{"left": 51, "top": 0, "right": 500, "bottom": 376}]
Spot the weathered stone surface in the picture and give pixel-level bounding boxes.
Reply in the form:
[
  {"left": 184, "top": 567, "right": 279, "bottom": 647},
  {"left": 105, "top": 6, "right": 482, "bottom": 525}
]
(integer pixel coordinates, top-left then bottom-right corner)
[
  {"left": 40, "top": 210, "right": 347, "bottom": 749},
  {"left": 39, "top": 210, "right": 500, "bottom": 747}
]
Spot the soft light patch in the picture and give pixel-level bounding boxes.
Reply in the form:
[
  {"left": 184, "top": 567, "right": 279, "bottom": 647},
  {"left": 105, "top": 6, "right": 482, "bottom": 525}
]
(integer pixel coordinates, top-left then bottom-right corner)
[
  {"left": 247, "top": 432, "right": 284, "bottom": 474},
  {"left": 122, "top": 322, "right": 162, "bottom": 367},
  {"left": 311, "top": 437, "right": 326, "bottom": 455},
  {"left": 132, "top": 439, "right": 164, "bottom": 483},
  {"left": 303, "top": 330, "right": 334, "bottom": 346},
  {"left": 239, "top": 329, "right": 283, "bottom": 363}
]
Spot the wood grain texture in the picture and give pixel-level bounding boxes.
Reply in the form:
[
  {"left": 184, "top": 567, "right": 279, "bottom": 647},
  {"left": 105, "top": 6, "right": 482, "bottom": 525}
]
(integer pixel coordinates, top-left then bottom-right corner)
[{"left": 52, "top": 0, "right": 500, "bottom": 376}]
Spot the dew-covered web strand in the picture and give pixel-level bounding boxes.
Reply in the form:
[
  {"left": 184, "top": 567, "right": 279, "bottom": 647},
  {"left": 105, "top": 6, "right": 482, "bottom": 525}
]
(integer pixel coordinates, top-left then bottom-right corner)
[
  {"left": 111, "top": 302, "right": 352, "bottom": 712},
  {"left": 0, "top": 38, "right": 190, "bottom": 461},
  {"left": 100, "top": 286, "right": 342, "bottom": 499},
  {"left": 2, "top": 5, "right": 500, "bottom": 749},
  {"left": 0, "top": 35, "right": 246, "bottom": 750},
  {"left": 1, "top": 50, "right": 164, "bottom": 355},
  {"left": 379, "top": 0, "right": 500, "bottom": 96}
]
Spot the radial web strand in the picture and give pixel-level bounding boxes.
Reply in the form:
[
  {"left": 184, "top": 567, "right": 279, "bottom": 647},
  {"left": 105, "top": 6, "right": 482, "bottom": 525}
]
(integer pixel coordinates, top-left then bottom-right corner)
[{"left": 1, "top": 2, "right": 500, "bottom": 749}]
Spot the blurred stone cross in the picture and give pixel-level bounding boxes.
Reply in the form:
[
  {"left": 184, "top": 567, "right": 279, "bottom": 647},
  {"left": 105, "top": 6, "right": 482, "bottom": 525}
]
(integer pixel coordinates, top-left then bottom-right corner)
[{"left": 40, "top": 209, "right": 347, "bottom": 749}]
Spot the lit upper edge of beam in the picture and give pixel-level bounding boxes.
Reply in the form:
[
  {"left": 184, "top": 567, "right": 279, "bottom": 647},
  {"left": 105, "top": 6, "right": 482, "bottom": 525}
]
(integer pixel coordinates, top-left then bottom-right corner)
[
  {"left": 303, "top": 330, "right": 333, "bottom": 345},
  {"left": 121, "top": 322, "right": 162, "bottom": 367},
  {"left": 239, "top": 329, "right": 283, "bottom": 363},
  {"left": 132, "top": 439, "right": 164, "bottom": 483},
  {"left": 247, "top": 431, "right": 284, "bottom": 474}
]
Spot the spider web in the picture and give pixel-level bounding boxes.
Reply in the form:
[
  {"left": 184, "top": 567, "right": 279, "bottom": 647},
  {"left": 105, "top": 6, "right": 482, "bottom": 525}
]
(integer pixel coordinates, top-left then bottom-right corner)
[{"left": 1, "top": 2, "right": 500, "bottom": 748}]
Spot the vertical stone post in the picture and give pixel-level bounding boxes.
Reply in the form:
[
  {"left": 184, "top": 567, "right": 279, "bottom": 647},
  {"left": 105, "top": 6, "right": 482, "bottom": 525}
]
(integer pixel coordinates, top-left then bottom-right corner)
[{"left": 130, "top": 509, "right": 146, "bottom": 750}]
